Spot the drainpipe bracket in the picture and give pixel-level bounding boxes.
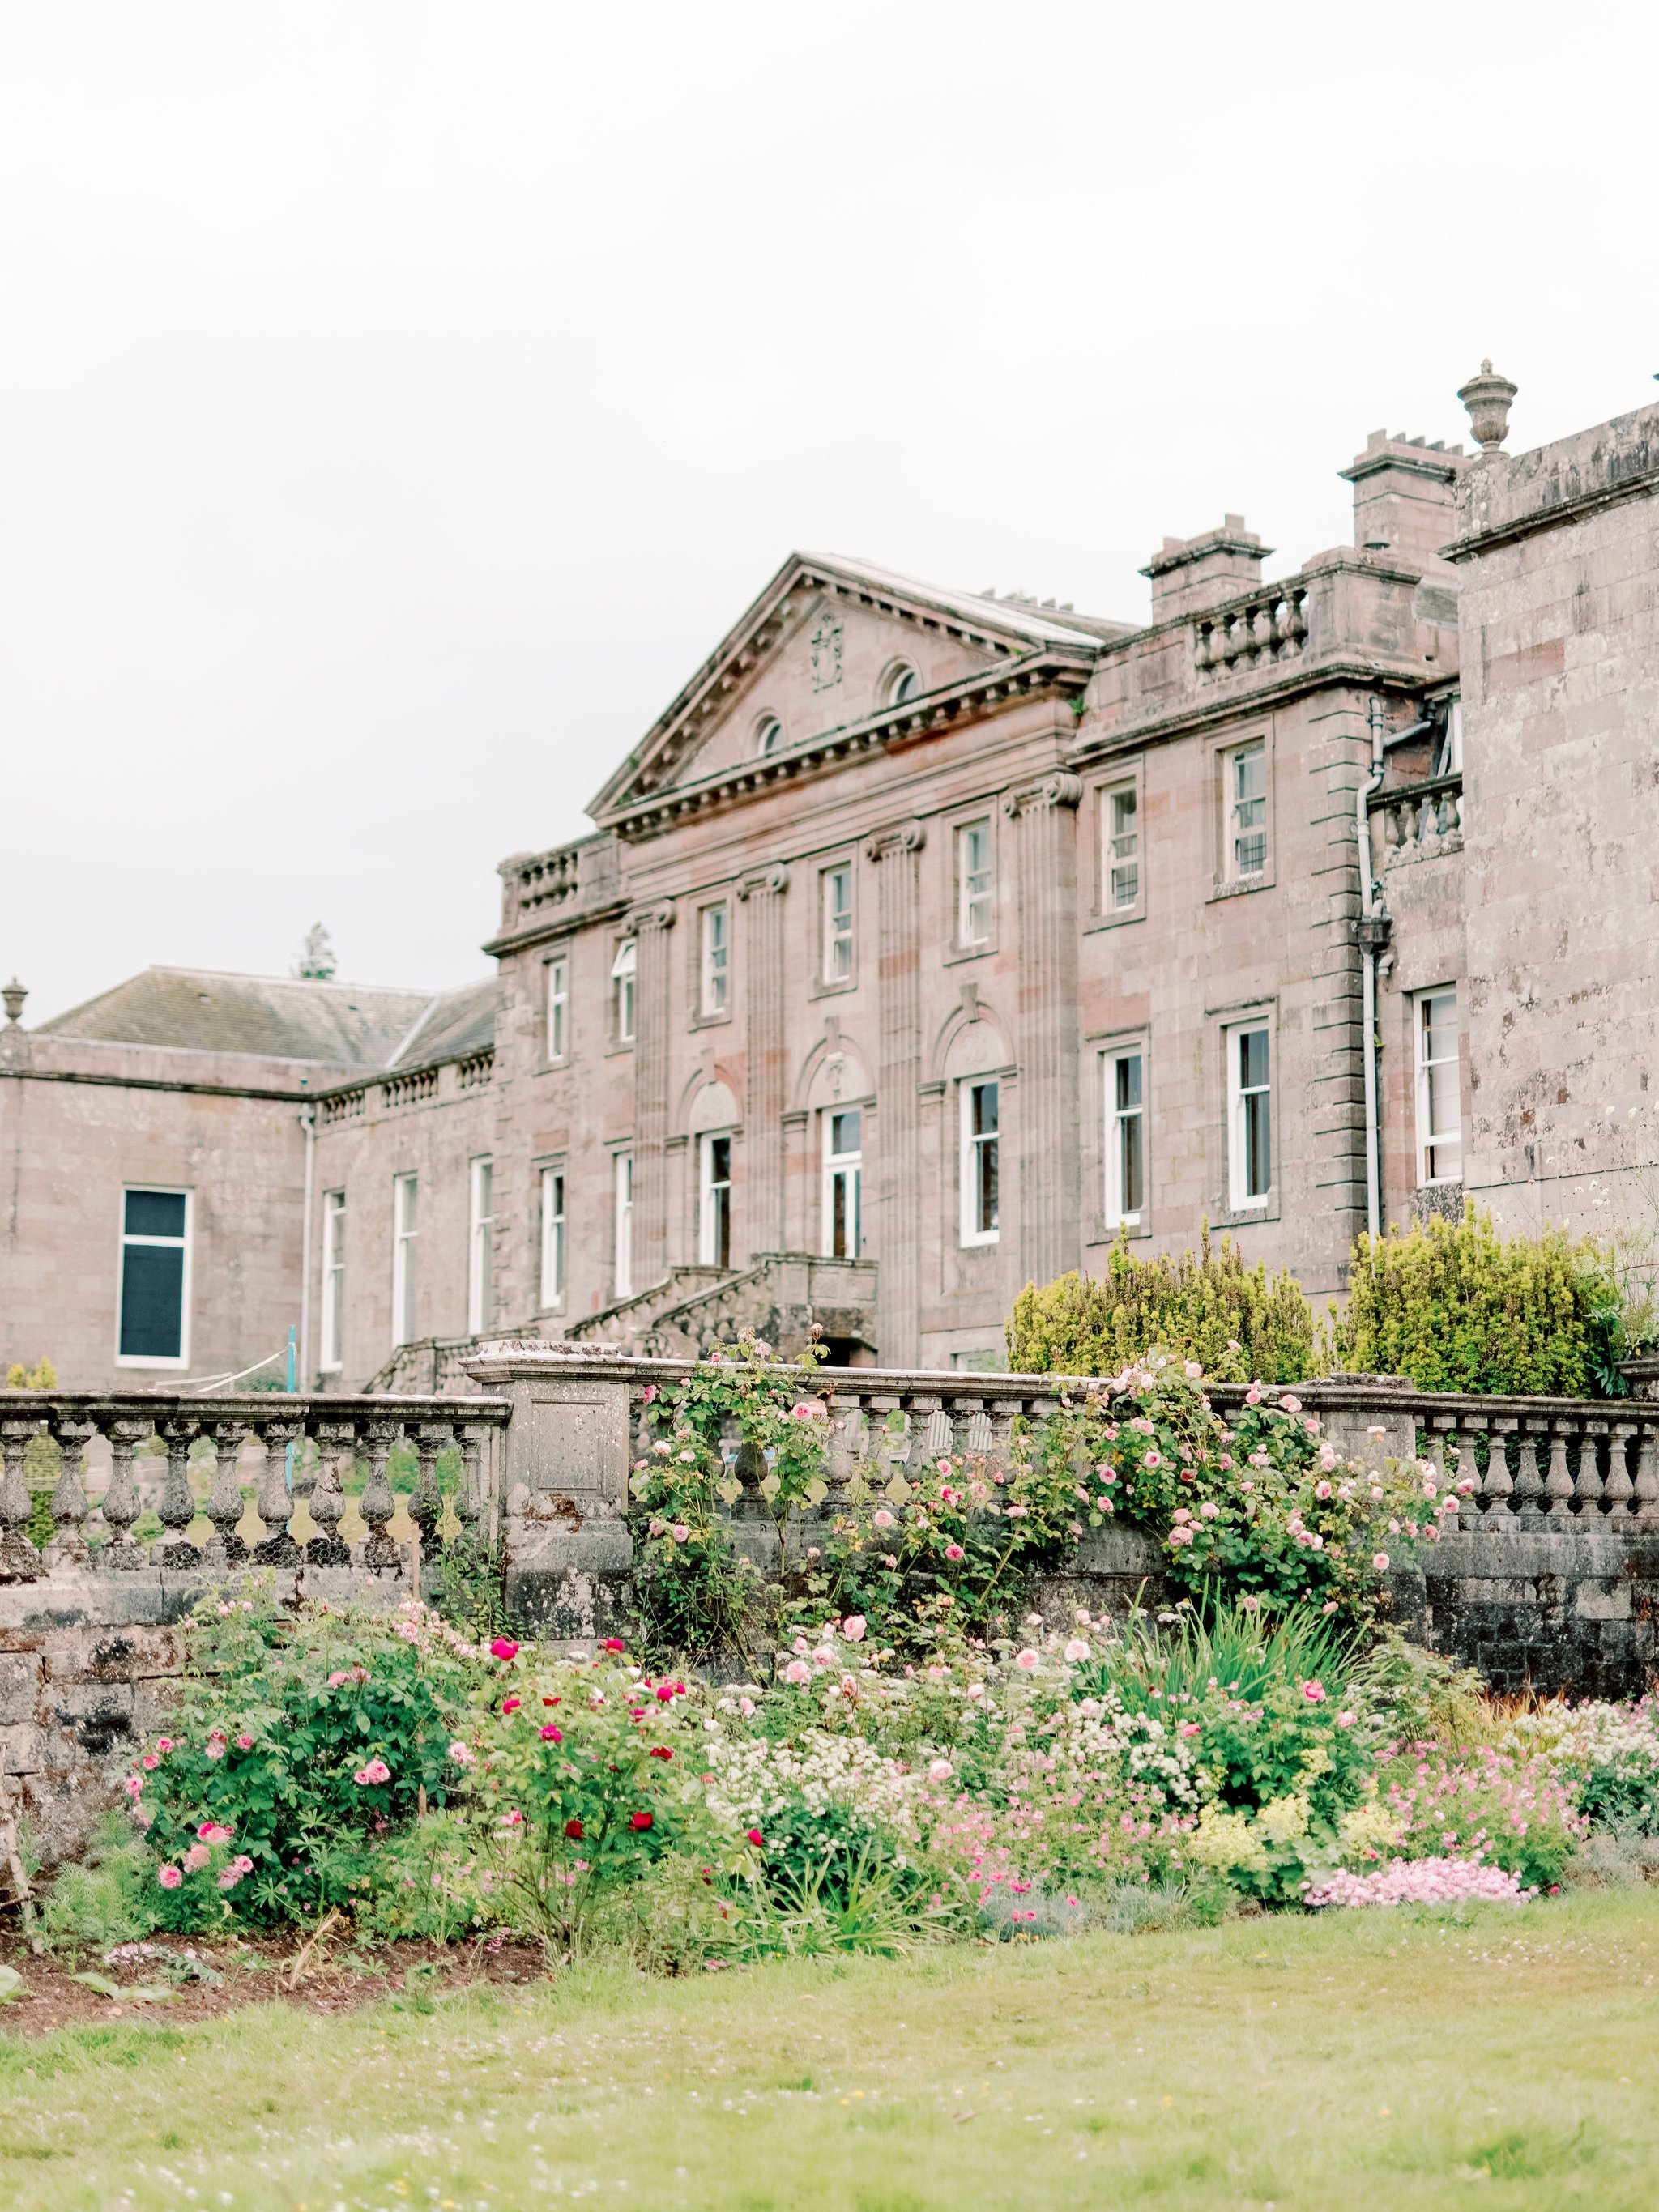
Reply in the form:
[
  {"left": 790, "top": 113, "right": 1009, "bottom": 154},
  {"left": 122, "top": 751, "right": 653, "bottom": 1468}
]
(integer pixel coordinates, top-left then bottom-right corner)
[{"left": 1354, "top": 913, "right": 1392, "bottom": 953}]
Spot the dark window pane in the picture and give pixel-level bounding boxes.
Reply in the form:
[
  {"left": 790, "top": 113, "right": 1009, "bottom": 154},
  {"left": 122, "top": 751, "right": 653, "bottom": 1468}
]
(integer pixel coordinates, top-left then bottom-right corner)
[
  {"left": 1115, "top": 1055, "right": 1141, "bottom": 1112},
  {"left": 125, "top": 1189, "right": 186, "bottom": 1239},
  {"left": 831, "top": 1110, "right": 860, "bottom": 1156},
  {"left": 831, "top": 1172, "right": 849, "bottom": 1258},
  {"left": 120, "top": 1243, "right": 184, "bottom": 1358},
  {"left": 710, "top": 1136, "right": 731, "bottom": 1183},
  {"left": 1240, "top": 1029, "right": 1269, "bottom": 1091},
  {"left": 1245, "top": 1092, "right": 1272, "bottom": 1197},
  {"left": 977, "top": 1135, "right": 1000, "bottom": 1232},
  {"left": 1121, "top": 1114, "right": 1143, "bottom": 1215},
  {"left": 972, "top": 1080, "right": 999, "bottom": 1136}
]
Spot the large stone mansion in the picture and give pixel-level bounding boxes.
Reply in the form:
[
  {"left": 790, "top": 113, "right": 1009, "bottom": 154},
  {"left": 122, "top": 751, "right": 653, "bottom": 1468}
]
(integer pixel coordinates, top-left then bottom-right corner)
[{"left": 5, "top": 367, "right": 1657, "bottom": 1388}]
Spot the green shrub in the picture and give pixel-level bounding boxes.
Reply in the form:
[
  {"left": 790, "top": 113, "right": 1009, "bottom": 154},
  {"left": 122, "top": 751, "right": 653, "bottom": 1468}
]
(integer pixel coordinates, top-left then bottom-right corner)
[
  {"left": 34, "top": 1815, "right": 154, "bottom": 1954},
  {"left": 1007, "top": 1230, "right": 1316, "bottom": 1383},
  {"left": 1333, "top": 1210, "right": 1623, "bottom": 1396}
]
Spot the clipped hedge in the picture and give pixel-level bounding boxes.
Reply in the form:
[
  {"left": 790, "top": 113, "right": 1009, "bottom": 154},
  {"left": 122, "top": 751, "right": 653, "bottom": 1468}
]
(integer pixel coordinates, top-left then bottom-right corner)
[
  {"left": 1006, "top": 1229, "right": 1316, "bottom": 1384},
  {"left": 1332, "top": 1209, "right": 1623, "bottom": 1398}
]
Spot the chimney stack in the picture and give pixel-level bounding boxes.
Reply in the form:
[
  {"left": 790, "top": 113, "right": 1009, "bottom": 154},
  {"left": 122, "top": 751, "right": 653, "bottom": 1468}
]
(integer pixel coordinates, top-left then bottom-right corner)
[
  {"left": 1141, "top": 515, "right": 1269, "bottom": 621},
  {"left": 1340, "top": 432, "right": 1468, "bottom": 574}
]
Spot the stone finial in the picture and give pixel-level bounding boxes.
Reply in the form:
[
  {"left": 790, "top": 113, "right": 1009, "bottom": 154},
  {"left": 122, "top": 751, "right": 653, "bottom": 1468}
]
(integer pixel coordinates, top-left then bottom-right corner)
[
  {"left": 1, "top": 980, "right": 24, "bottom": 1026},
  {"left": 1457, "top": 360, "right": 1518, "bottom": 454}
]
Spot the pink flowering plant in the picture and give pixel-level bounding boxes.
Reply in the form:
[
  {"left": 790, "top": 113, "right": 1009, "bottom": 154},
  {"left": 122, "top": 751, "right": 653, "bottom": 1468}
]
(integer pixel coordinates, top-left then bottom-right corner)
[
  {"left": 456, "top": 1639, "right": 735, "bottom": 1956},
  {"left": 628, "top": 1331, "right": 832, "bottom": 1657},
  {"left": 125, "top": 1583, "right": 488, "bottom": 1927},
  {"left": 1047, "top": 1356, "right": 1461, "bottom": 1622},
  {"left": 1376, "top": 1740, "right": 1585, "bottom": 1891}
]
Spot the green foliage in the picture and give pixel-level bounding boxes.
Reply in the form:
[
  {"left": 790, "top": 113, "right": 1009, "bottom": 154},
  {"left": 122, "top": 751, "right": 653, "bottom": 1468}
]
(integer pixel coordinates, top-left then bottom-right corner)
[
  {"left": 5, "top": 1356, "right": 56, "bottom": 1389},
  {"left": 425, "top": 1532, "right": 512, "bottom": 1643},
  {"left": 1008, "top": 1230, "right": 1316, "bottom": 1384},
  {"left": 34, "top": 1815, "right": 155, "bottom": 1954},
  {"left": 1333, "top": 1208, "right": 1623, "bottom": 1396},
  {"left": 460, "top": 1643, "right": 736, "bottom": 1958},
  {"left": 128, "top": 1585, "right": 485, "bottom": 1928}
]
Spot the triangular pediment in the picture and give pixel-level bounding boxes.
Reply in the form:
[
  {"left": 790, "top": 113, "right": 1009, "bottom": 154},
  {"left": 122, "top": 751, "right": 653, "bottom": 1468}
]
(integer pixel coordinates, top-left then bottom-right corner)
[{"left": 587, "top": 552, "right": 1105, "bottom": 825}]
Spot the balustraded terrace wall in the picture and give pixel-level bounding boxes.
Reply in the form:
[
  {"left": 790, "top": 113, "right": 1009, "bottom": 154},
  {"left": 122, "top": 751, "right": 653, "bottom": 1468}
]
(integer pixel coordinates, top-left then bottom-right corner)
[{"left": 0, "top": 1392, "right": 507, "bottom": 1861}]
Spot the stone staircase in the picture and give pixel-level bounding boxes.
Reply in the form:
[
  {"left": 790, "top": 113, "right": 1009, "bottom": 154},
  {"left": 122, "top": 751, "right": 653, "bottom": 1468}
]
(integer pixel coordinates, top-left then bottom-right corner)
[{"left": 565, "top": 1252, "right": 878, "bottom": 1361}]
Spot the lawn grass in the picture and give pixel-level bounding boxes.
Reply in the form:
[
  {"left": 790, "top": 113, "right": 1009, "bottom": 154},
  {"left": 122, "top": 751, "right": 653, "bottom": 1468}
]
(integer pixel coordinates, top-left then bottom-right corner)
[{"left": 5, "top": 1889, "right": 1659, "bottom": 2210}]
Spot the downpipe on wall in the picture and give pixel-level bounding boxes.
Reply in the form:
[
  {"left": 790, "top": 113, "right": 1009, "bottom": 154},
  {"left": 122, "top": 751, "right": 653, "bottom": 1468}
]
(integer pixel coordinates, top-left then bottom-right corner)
[{"left": 1358, "top": 697, "right": 1434, "bottom": 1244}]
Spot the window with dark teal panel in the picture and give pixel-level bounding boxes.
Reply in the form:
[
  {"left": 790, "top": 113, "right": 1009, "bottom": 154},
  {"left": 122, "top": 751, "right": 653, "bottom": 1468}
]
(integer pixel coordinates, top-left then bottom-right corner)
[{"left": 118, "top": 1187, "right": 189, "bottom": 1361}]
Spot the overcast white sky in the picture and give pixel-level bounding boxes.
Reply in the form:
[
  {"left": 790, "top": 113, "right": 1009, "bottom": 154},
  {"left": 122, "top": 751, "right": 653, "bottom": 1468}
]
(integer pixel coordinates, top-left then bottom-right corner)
[{"left": 2, "top": 2, "right": 1653, "bottom": 1022}]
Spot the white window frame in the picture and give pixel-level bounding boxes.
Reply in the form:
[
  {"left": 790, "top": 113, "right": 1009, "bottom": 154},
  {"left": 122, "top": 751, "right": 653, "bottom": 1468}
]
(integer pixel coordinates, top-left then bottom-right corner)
[
  {"left": 1107, "top": 782, "right": 1141, "bottom": 910},
  {"left": 960, "top": 1077, "right": 1000, "bottom": 1247},
  {"left": 613, "top": 1151, "right": 634, "bottom": 1299},
  {"left": 957, "top": 818, "right": 994, "bottom": 948},
  {"left": 699, "top": 902, "right": 729, "bottom": 1018},
  {"left": 320, "top": 1189, "right": 346, "bottom": 1371},
  {"left": 115, "top": 1185, "right": 193, "bottom": 1370},
  {"left": 1226, "top": 1022, "right": 1273, "bottom": 1212},
  {"left": 821, "top": 864, "right": 854, "bottom": 985},
  {"left": 1225, "top": 740, "right": 1269, "bottom": 882},
  {"left": 539, "top": 1165, "right": 565, "bottom": 1311},
  {"left": 467, "top": 1157, "right": 493, "bottom": 1336},
  {"left": 885, "top": 660, "right": 920, "bottom": 706},
  {"left": 697, "top": 1130, "right": 735, "bottom": 1268},
  {"left": 1104, "top": 1048, "right": 1145, "bottom": 1228},
  {"left": 391, "top": 1172, "right": 419, "bottom": 1347},
  {"left": 756, "top": 714, "right": 784, "bottom": 755},
  {"left": 821, "top": 1107, "right": 863, "bottom": 1259},
  {"left": 1414, "top": 988, "right": 1462, "bottom": 1187},
  {"left": 545, "top": 953, "right": 569, "bottom": 1062},
  {"left": 612, "top": 936, "right": 637, "bottom": 1044}
]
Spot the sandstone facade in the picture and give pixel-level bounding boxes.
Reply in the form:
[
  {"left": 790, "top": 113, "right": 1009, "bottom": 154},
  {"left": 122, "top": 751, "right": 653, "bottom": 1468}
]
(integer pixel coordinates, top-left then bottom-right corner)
[{"left": 4, "top": 373, "right": 1655, "bottom": 1388}]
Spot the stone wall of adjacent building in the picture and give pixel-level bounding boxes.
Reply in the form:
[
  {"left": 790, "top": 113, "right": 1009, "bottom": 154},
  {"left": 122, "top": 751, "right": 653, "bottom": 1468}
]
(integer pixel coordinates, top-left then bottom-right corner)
[{"left": 1451, "top": 399, "right": 1659, "bottom": 1240}]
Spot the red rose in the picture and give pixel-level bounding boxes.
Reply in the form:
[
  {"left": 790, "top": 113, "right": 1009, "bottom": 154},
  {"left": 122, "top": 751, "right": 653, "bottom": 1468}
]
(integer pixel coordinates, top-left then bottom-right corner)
[
  {"left": 501, "top": 1698, "right": 521, "bottom": 1714},
  {"left": 745, "top": 1828, "right": 764, "bottom": 1848},
  {"left": 489, "top": 1639, "right": 519, "bottom": 1662},
  {"left": 543, "top": 1696, "right": 561, "bottom": 1707},
  {"left": 649, "top": 1746, "right": 672, "bottom": 1761},
  {"left": 540, "top": 1724, "right": 563, "bottom": 1742},
  {"left": 629, "top": 1812, "right": 653, "bottom": 1831},
  {"left": 655, "top": 1685, "right": 675, "bottom": 1703},
  {"left": 564, "top": 1817, "right": 584, "bottom": 1840},
  {"left": 601, "top": 1638, "right": 626, "bottom": 1652}
]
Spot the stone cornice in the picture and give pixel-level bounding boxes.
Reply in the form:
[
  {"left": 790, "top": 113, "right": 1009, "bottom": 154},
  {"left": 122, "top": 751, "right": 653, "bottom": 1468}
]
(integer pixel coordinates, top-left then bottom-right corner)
[
  {"left": 1440, "top": 461, "right": 1659, "bottom": 563},
  {"left": 0, "top": 1065, "right": 313, "bottom": 1105},
  {"left": 1068, "top": 652, "right": 1436, "bottom": 769},
  {"left": 597, "top": 647, "right": 1094, "bottom": 842}
]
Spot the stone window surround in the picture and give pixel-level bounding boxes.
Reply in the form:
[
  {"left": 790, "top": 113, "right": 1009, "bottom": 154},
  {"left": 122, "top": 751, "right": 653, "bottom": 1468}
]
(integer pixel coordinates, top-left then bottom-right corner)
[
  {"left": 684, "top": 889, "right": 735, "bottom": 1030},
  {"left": 534, "top": 1153, "right": 567, "bottom": 1314},
  {"left": 1206, "top": 722, "right": 1277, "bottom": 901},
  {"left": 808, "top": 846, "right": 860, "bottom": 999},
  {"left": 608, "top": 1142, "right": 635, "bottom": 1302},
  {"left": 1209, "top": 995, "right": 1281, "bottom": 1226},
  {"left": 1084, "top": 757, "right": 1147, "bottom": 931},
  {"left": 114, "top": 1183, "right": 194, "bottom": 1372},
  {"left": 939, "top": 796, "right": 1002, "bottom": 965},
  {"left": 606, "top": 931, "right": 638, "bottom": 1055},
  {"left": 538, "top": 942, "right": 573, "bottom": 1071},
  {"left": 1087, "top": 1026, "right": 1152, "bottom": 1242}
]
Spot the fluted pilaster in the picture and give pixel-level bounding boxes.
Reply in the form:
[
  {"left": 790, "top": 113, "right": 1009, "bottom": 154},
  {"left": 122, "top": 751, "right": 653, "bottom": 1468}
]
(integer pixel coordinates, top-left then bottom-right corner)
[
  {"left": 1002, "top": 774, "right": 1082, "bottom": 1292},
  {"left": 736, "top": 863, "right": 790, "bottom": 1256},
  {"left": 629, "top": 900, "right": 676, "bottom": 1292},
  {"left": 862, "top": 820, "right": 925, "bottom": 1365}
]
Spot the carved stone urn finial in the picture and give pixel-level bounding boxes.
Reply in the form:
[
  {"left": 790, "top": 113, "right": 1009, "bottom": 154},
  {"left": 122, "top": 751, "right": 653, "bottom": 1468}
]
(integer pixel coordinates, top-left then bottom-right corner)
[
  {"left": 1457, "top": 360, "right": 1518, "bottom": 454},
  {"left": 1, "top": 980, "right": 24, "bottom": 1027}
]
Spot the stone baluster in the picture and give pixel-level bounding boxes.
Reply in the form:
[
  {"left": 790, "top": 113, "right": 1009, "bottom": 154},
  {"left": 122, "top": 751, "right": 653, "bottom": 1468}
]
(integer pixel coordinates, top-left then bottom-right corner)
[
  {"left": 411, "top": 1422, "right": 448, "bottom": 1560},
  {"left": 1543, "top": 1426, "right": 1576, "bottom": 1519},
  {"left": 1423, "top": 1429, "right": 1459, "bottom": 1525},
  {"left": 203, "top": 1421, "right": 249, "bottom": 1566},
  {"left": 907, "top": 1398, "right": 942, "bottom": 1477},
  {"left": 100, "top": 1419, "right": 149, "bottom": 1571},
  {"left": 255, "top": 1422, "right": 302, "bottom": 1562},
  {"left": 156, "top": 1418, "right": 202, "bottom": 1566},
  {"left": 1512, "top": 1426, "right": 1544, "bottom": 1519},
  {"left": 358, "top": 1420, "right": 403, "bottom": 1572},
  {"left": 458, "top": 1423, "right": 489, "bottom": 1538},
  {"left": 0, "top": 1420, "right": 41, "bottom": 1579},
  {"left": 962, "top": 1404, "right": 994, "bottom": 1459},
  {"left": 43, "top": 1417, "right": 95, "bottom": 1569},
  {"left": 1574, "top": 1422, "right": 1607, "bottom": 1520},
  {"left": 731, "top": 1434, "right": 769, "bottom": 1522},
  {"left": 306, "top": 1423, "right": 353, "bottom": 1565},
  {"left": 1636, "top": 1423, "right": 1659, "bottom": 1524},
  {"left": 1605, "top": 1422, "right": 1637, "bottom": 1518},
  {"left": 987, "top": 1399, "right": 1020, "bottom": 1476},
  {"left": 823, "top": 1397, "right": 861, "bottom": 1514}
]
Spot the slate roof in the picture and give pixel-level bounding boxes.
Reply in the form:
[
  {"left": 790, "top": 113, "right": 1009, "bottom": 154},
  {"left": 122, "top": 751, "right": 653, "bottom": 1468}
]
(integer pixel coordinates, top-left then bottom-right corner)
[{"left": 37, "top": 966, "right": 495, "bottom": 1074}]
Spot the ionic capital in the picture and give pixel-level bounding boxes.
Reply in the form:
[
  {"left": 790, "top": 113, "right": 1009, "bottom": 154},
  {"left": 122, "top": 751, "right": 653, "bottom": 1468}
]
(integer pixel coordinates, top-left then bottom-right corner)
[
  {"left": 622, "top": 898, "right": 676, "bottom": 933},
  {"left": 861, "top": 818, "right": 926, "bottom": 864},
  {"left": 1002, "top": 772, "right": 1083, "bottom": 819},
  {"left": 736, "top": 862, "right": 791, "bottom": 900}
]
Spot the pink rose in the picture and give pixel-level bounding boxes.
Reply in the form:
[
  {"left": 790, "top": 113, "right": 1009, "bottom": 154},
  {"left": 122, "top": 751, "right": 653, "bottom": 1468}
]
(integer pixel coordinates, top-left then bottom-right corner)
[
  {"left": 1014, "top": 1649, "right": 1039, "bottom": 1672},
  {"left": 235, "top": 1733, "right": 254, "bottom": 1750},
  {"left": 489, "top": 1639, "right": 520, "bottom": 1662},
  {"left": 1063, "top": 1639, "right": 1090, "bottom": 1663},
  {"left": 1372, "top": 1552, "right": 1390, "bottom": 1572},
  {"left": 872, "top": 1509, "right": 896, "bottom": 1530},
  {"left": 671, "top": 1523, "right": 690, "bottom": 1545},
  {"left": 157, "top": 1865, "right": 183, "bottom": 1890},
  {"left": 233, "top": 1854, "right": 254, "bottom": 1873},
  {"left": 783, "top": 1660, "right": 812, "bottom": 1685},
  {"left": 353, "top": 1758, "right": 391, "bottom": 1785},
  {"left": 155, "top": 1737, "right": 174, "bottom": 1754},
  {"left": 448, "top": 1741, "right": 477, "bottom": 1766},
  {"left": 842, "top": 1616, "right": 866, "bottom": 1642},
  {"left": 1301, "top": 1681, "right": 1328, "bottom": 1703},
  {"left": 184, "top": 1844, "right": 210, "bottom": 1871},
  {"left": 327, "top": 1671, "right": 351, "bottom": 1689},
  {"left": 197, "top": 1822, "right": 233, "bottom": 1843},
  {"left": 122, "top": 1773, "right": 143, "bottom": 1799},
  {"left": 945, "top": 1543, "right": 965, "bottom": 1562},
  {"left": 216, "top": 1868, "right": 242, "bottom": 1890},
  {"left": 927, "top": 1758, "right": 953, "bottom": 1783},
  {"left": 1315, "top": 1480, "right": 1333, "bottom": 1500}
]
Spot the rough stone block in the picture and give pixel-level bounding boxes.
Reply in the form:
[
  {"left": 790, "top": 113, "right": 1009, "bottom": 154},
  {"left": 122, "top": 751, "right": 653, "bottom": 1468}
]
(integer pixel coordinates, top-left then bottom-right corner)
[{"left": 0, "top": 1653, "right": 41, "bottom": 1726}]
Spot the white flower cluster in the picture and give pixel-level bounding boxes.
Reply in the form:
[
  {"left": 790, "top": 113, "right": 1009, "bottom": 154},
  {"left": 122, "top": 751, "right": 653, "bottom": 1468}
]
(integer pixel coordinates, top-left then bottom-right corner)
[{"left": 703, "top": 1728, "right": 922, "bottom": 1836}]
